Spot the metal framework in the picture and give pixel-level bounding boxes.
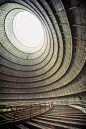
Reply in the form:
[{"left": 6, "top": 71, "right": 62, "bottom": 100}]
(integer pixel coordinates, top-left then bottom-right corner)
[{"left": 0, "top": 102, "right": 53, "bottom": 127}]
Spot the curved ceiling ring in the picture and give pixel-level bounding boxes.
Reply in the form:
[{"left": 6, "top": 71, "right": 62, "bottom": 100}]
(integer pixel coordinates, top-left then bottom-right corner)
[
  {"left": 0, "top": 4, "right": 59, "bottom": 70},
  {"left": 0, "top": 3, "right": 58, "bottom": 67},
  {"left": 0, "top": 1, "right": 64, "bottom": 79},
  {"left": 0, "top": 2, "right": 47, "bottom": 56},
  {"left": 0, "top": 1, "right": 67, "bottom": 81},
  {"left": 0, "top": 0, "right": 59, "bottom": 69},
  {"left": 0, "top": 12, "right": 53, "bottom": 67},
  {"left": 5, "top": 9, "right": 44, "bottom": 53}
]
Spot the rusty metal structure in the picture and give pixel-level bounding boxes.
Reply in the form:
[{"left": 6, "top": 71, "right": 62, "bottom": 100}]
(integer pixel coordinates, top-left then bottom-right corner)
[{"left": 0, "top": 102, "right": 53, "bottom": 127}]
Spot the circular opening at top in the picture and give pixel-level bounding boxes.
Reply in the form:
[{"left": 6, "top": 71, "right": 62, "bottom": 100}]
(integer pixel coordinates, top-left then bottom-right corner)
[{"left": 13, "top": 11, "right": 44, "bottom": 47}]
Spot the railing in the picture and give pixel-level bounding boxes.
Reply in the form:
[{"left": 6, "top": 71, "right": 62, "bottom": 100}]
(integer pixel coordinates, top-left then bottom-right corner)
[{"left": 0, "top": 102, "right": 53, "bottom": 127}]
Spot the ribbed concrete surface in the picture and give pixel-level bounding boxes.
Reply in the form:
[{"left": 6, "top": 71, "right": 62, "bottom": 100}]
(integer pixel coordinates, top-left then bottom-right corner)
[{"left": 0, "top": 0, "right": 86, "bottom": 103}]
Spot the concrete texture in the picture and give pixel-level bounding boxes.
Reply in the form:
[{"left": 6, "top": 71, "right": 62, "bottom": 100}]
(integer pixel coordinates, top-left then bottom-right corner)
[{"left": 0, "top": 0, "right": 86, "bottom": 103}]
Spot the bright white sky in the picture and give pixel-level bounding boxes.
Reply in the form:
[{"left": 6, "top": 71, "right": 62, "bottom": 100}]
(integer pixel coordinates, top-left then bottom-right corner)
[{"left": 13, "top": 11, "right": 44, "bottom": 47}]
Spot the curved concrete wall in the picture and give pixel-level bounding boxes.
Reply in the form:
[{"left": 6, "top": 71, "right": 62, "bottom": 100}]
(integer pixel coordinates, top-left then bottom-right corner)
[{"left": 0, "top": 0, "right": 86, "bottom": 103}]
